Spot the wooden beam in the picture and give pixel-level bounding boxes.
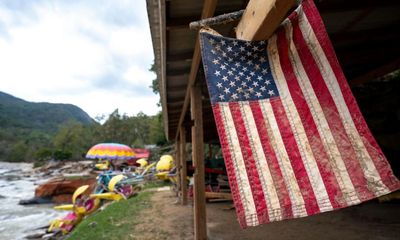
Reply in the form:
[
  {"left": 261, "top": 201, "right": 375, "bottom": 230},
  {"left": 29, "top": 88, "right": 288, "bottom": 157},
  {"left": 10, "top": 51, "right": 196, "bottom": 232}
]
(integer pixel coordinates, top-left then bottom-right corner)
[
  {"left": 175, "top": 0, "right": 217, "bottom": 141},
  {"left": 236, "top": 0, "right": 296, "bottom": 41},
  {"left": 350, "top": 58, "right": 400, "bottom": 86},
  {"left": 175, "top": 141, "right": 182, "bottom": 199},
  {"left": 205, "top": 192, "right": 233, "bottom": 200},
  {"left": 180, "top": 126, "right": 188, "bottom": 205},
  {"left": 191, "top": 84, "right": 206, "bottom": 240}
]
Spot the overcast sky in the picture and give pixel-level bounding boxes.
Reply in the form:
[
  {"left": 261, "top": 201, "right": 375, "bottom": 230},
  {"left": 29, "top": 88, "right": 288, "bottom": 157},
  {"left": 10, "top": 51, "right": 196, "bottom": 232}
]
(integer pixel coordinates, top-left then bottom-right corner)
[{"left": 0, "top": 0, "right": 160, "bottom": 119}]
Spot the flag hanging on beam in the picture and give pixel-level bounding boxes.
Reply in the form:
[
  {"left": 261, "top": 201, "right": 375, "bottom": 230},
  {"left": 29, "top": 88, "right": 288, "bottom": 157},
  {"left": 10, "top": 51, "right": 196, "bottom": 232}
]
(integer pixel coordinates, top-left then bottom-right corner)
[{"left": 199, "top": 0, "right": 400, "bottom": 228}]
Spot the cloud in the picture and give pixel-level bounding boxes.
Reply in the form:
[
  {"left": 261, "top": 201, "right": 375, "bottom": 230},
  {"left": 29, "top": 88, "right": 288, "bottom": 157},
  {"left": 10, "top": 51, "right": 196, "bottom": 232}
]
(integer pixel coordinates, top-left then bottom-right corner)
[{"left": 0, "top": 0, "right": 159, "bottom": 118}]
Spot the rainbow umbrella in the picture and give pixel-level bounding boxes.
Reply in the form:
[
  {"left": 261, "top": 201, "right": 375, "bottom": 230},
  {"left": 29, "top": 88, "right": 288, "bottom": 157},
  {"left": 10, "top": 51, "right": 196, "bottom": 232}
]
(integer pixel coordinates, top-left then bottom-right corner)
[{"left": 86, "top": 143, "right": 136, "bottom": 160}]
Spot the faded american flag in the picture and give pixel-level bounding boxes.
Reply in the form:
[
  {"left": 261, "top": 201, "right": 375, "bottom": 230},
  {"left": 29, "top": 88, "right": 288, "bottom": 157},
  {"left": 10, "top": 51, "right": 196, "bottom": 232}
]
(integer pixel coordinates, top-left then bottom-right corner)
[{"left": 199, "top": 0, "right": 400, "bottom": 228}]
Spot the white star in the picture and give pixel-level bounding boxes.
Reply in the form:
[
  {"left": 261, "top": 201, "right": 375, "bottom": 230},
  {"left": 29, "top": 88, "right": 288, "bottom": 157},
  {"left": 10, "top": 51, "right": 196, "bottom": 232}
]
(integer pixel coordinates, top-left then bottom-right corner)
[
  {"left": 222, "top": 52, "right": 227, "bottom": 57},
  {"left": 246, "top": 51, "right": 252, "bottom": 57},
  {"left": 215, "top": 70, "right": 221, "bottom": 76},
  {"left": 247, "top": 60, "right": 253, "bottom": 65},
  {"left": 233, "top": 41, "right": 238, "bottom": 46},
  {"left": 233, "top": 52, "right": 239, "bottom": 57},
  {"left": 252, "top": 82, "right": 259, "bottom": 87},
  {"left": 235, "top": 62, "right": 241, "bottom": 67},
  {"left": 240, "top": 56, "right": 246, "bottom": 61},
  {"left": 236, "top": 87, "right": 243, "bottom": 93},
  {"left": 231, "top": 93, "right": 238, "bottom": 100},
  {"left": 246, "top": 76, "right": 251, "bottom": 81},
  {"left": 220, "top": 40, "right": 226, "bottom": 46},
  {"left": 215, "top": 45, "right": 221, "bottom": 51},
  {"left": 212, "top": 59, "right": 219, "bottom": 65},
  {"left": 239, "top": 72, "right": 244, "bottom": 76},
  {"left": 262, "top": 68, "right": 268, "bottom": 74},
  {"left": 219, "top": 94, "right": 225, "bottom": 100},
  {"left": 268, "top": 90, "right": 275, "bottom": 96},
  {"left": 227, "top": 70, "right": 233, "bottom": 76},
  {"left": 252, "top": 46, "right": 259, "bottom": 51},
  {"left": 216, "top": 82, "right": 223, "bottom": 88},
  {"left": 249, "top": 87, "right": 254, "bottom": 93},
  {"left": 265, "top": 79, "right": 271, "bottom": 85},
  {"left": 229, "top": 81, "right": 236, "bottom": 87},
  {"left": 250, "top": 71, "right": 255, "bottom": 76},
  {"left": 260, "top": 57, "right": 266, "bottom": 63},
  {"left": 224, "top": 87, "right": 230, "bottom": 94},
  {"left": 209, "top": 38, "right": 215, "bottom": 44},
  {"left": 234, "top": 76, "right": 240, "bottom": 81},
  {"left": 260, "top": 86, "right": 266, "bottom": 92},
  {"left": 222, "top": 76, "right": 228, "bottom": 81},
  {"left": 254, "top": 64, "right": 260, "bottom": 70},
  {"left": 211, "top": 49, "right": 216, "bottom": 54},
  {"left": 231, "top": 67, "right": 236, "bottom": 72},
  {"left": 257, "top": 76, "right": 263, "bottom": 80},
  {"left": 255, "top": 92, "right": 262, "bottom": 97},
  {"left": 220, "top": 65, "right": 226, "bottom": 70},
  {"left": 242, "top": 67, "right": 248, "bottom": 72},
  {"left": 260, "top": 40, "right": 266, "bottom": 45},
  {"left": 239, "top": 46, "right": 245, "bottom": 52},
  {"left": 244, "top": 92, "right": 250, "bottom": 99},
  {"left": 241, "top": 82, "right": 247, "bottom": 87},
  {"left": 245, "top": 42, "right": 252, "bottom": 47},
  {"left": 227, "top": 46, "right": 233, "bottom": 52},
  {"left": 228, "top": 57, "right": 233, "bottom": 62}
]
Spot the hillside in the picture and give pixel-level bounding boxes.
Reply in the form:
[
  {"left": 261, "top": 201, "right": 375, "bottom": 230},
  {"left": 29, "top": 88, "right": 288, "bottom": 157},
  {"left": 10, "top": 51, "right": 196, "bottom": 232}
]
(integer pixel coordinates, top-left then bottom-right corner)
[
  {"left": 0, "top": 91, "right": 94, "bottom": 161},
  {"left": 0, "top": 91, "right": 93, "bottom": 133}
]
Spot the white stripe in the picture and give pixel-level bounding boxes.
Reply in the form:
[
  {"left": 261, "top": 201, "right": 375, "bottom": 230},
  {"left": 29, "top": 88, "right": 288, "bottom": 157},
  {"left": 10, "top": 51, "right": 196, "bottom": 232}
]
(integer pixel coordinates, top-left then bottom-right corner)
[
  {"left": 281, "top": 20, "right": 361, "bottom": 206},
  {"left": 239, "top": 101, "right": 282, "bottom": 221},
  {"left": 219, "top": 103, "right": 259, "bottom": 226},
  {"left": 299, "top": 9, "right": 389, "bottom": 194},
  {"left": 259, "top": 98, "right": 307, "bottom": 217},
  {"left": 267, "top": 23, "right": 334, "bottom": 211}
]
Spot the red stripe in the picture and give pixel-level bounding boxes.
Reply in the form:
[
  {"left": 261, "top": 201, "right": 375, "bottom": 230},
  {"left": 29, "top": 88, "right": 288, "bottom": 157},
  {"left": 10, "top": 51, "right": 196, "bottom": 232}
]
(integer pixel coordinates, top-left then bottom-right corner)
[
  {"left": 269, "top": 97, "right": 320, "bottom": 215},
  {"left": 284, "top": 11, "right": 375, "bottom": 201},
  {"left": 229, "top": 102, "right": 269, "bottom": 224},
  {"left": 212, "top": 104, "right": 247, "bottom": 227},
  {"left": 249, "top": 101, "right": 294, "bottom": 219},
  {"left": 302, "top": 0, "right": 400, "bottom": 191},
  {"left": 277, "top": 13, "right": 345, "bottom": 209}
]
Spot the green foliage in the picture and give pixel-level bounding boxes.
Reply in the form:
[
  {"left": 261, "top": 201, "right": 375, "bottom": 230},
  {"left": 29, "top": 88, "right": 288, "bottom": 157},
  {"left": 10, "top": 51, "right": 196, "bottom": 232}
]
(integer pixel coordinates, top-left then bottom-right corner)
[{"left": 0, "top": 91, "right": 167, "bottom": 163}]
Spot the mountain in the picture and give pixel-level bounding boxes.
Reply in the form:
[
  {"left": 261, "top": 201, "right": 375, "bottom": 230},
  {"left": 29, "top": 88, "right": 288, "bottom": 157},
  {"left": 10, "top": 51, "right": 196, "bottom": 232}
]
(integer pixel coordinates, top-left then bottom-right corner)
[{"left": 0, "top": 91, "right": 93, "bottom": 133}]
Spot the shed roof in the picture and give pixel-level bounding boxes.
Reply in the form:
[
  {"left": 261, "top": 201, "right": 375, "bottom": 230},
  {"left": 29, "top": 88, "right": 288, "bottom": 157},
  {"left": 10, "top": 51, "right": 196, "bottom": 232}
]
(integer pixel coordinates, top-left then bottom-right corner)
[{"left": 147, "top": 0, "right": 400, "bottom": 141}]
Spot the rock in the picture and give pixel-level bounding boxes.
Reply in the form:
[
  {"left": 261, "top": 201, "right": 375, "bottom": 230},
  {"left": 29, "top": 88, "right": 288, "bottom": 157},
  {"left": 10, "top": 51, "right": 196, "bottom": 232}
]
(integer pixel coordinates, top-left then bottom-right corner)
[
  {"left": 19, "top": 197, "right": 52, "bottom": 205},
  {"left": 24, "top": 232, "right": 45, "bottom": 239},
  {"left": 34, "top": 177, "right": 96, "bottom": 203}
]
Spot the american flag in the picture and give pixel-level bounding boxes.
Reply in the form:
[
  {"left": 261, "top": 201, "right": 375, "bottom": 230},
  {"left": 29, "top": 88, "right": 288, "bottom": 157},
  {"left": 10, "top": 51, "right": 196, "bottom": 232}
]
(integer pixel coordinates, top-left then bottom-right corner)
[{"left": 199, "top": 0, "right": 400, "bottom": 228}]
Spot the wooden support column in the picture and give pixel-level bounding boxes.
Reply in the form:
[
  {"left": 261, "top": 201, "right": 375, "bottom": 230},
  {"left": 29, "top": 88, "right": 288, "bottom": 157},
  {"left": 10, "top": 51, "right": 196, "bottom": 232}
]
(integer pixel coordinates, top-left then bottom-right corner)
[
  {"left": 191, "top": 84, "right": 206, "bottom": 240},
  {"left": 180, "top": 126, "right": 188, "bottom": 205},
  {"left": 236, "top": 0, "right": 296, "bottom": 40},
  {"left": 175, "top": 141, "right": 182, "bottom": 198}
]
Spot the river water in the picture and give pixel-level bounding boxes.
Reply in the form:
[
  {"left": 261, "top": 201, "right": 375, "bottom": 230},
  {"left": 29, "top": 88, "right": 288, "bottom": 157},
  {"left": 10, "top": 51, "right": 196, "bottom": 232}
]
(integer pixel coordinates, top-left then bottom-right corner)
[{"left": 0, "top": 162, "right": 64, "bottom": 239}]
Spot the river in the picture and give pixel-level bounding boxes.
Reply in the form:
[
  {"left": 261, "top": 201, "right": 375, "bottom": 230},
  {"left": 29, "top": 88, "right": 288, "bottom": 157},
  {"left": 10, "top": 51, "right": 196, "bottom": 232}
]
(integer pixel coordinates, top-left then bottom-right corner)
[{"left": 0, "top": 162, "right": 64, "bottom": 239}]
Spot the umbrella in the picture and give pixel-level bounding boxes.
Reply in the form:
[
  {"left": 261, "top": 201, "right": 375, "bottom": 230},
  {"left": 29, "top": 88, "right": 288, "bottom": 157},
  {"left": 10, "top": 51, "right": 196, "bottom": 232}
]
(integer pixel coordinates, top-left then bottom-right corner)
[{"left": 86, "top": 143, "right": 136, "bottom": 160}]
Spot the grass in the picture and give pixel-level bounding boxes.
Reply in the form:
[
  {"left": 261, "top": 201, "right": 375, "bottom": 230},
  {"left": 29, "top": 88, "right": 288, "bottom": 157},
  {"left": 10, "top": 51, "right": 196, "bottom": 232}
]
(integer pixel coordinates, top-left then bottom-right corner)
[
  {"left": 68, "top": 191, "right": 152, "bottom": 240},
  {"left": 67, "top": 181, "right": 171, "bottom": 240}
]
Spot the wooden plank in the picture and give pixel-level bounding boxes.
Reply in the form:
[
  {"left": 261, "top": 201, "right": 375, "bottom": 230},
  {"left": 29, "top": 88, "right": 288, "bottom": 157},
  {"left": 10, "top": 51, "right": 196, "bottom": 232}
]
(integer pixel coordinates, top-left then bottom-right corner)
[
  {"left": 175, "top": 0, "right": 218, "bottom": 141},
  {"left": 180, "top": 126, "right": 188, "bottom": 205},
  {"left": 205, "top": 192, "right": 233, "bottom": 200},
  {"left": 236, "top": 0, "right": 296, "bottom": 41},
  {"left": 350, "top": 58, "right": 400, "bottom": 86},
  {"left": 191, "top": 84, "right": 207, "bottom": 240}
]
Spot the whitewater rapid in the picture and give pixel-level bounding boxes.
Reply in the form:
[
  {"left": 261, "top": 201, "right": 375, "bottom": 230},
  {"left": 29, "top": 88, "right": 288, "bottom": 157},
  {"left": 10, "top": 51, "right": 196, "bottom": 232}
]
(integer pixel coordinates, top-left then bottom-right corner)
[{"left": 0, "top": 162, "right": 64, "bottom": 239}]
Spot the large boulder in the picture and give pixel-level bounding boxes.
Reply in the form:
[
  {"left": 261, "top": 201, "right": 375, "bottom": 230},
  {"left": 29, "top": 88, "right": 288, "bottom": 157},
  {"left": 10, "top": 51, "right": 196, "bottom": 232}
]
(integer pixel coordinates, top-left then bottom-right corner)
[{"left": 34, "top": 177, "right": 96, "bottom": 204}]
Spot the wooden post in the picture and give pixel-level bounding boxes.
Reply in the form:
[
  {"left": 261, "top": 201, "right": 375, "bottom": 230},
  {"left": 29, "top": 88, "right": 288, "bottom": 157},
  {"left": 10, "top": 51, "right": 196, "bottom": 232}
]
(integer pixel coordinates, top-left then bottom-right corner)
[
  {"left": 191, "top": 84, "right": 207, "bottom": 240},
  {"left": 175, "top": 141, "right": 182, "bottom": 198},
  {"left": 180, "top": 126, "right": 188, "bottom": 205},
  {"left": 236, "top": 0, "right": 296, "bottom": 40}
]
